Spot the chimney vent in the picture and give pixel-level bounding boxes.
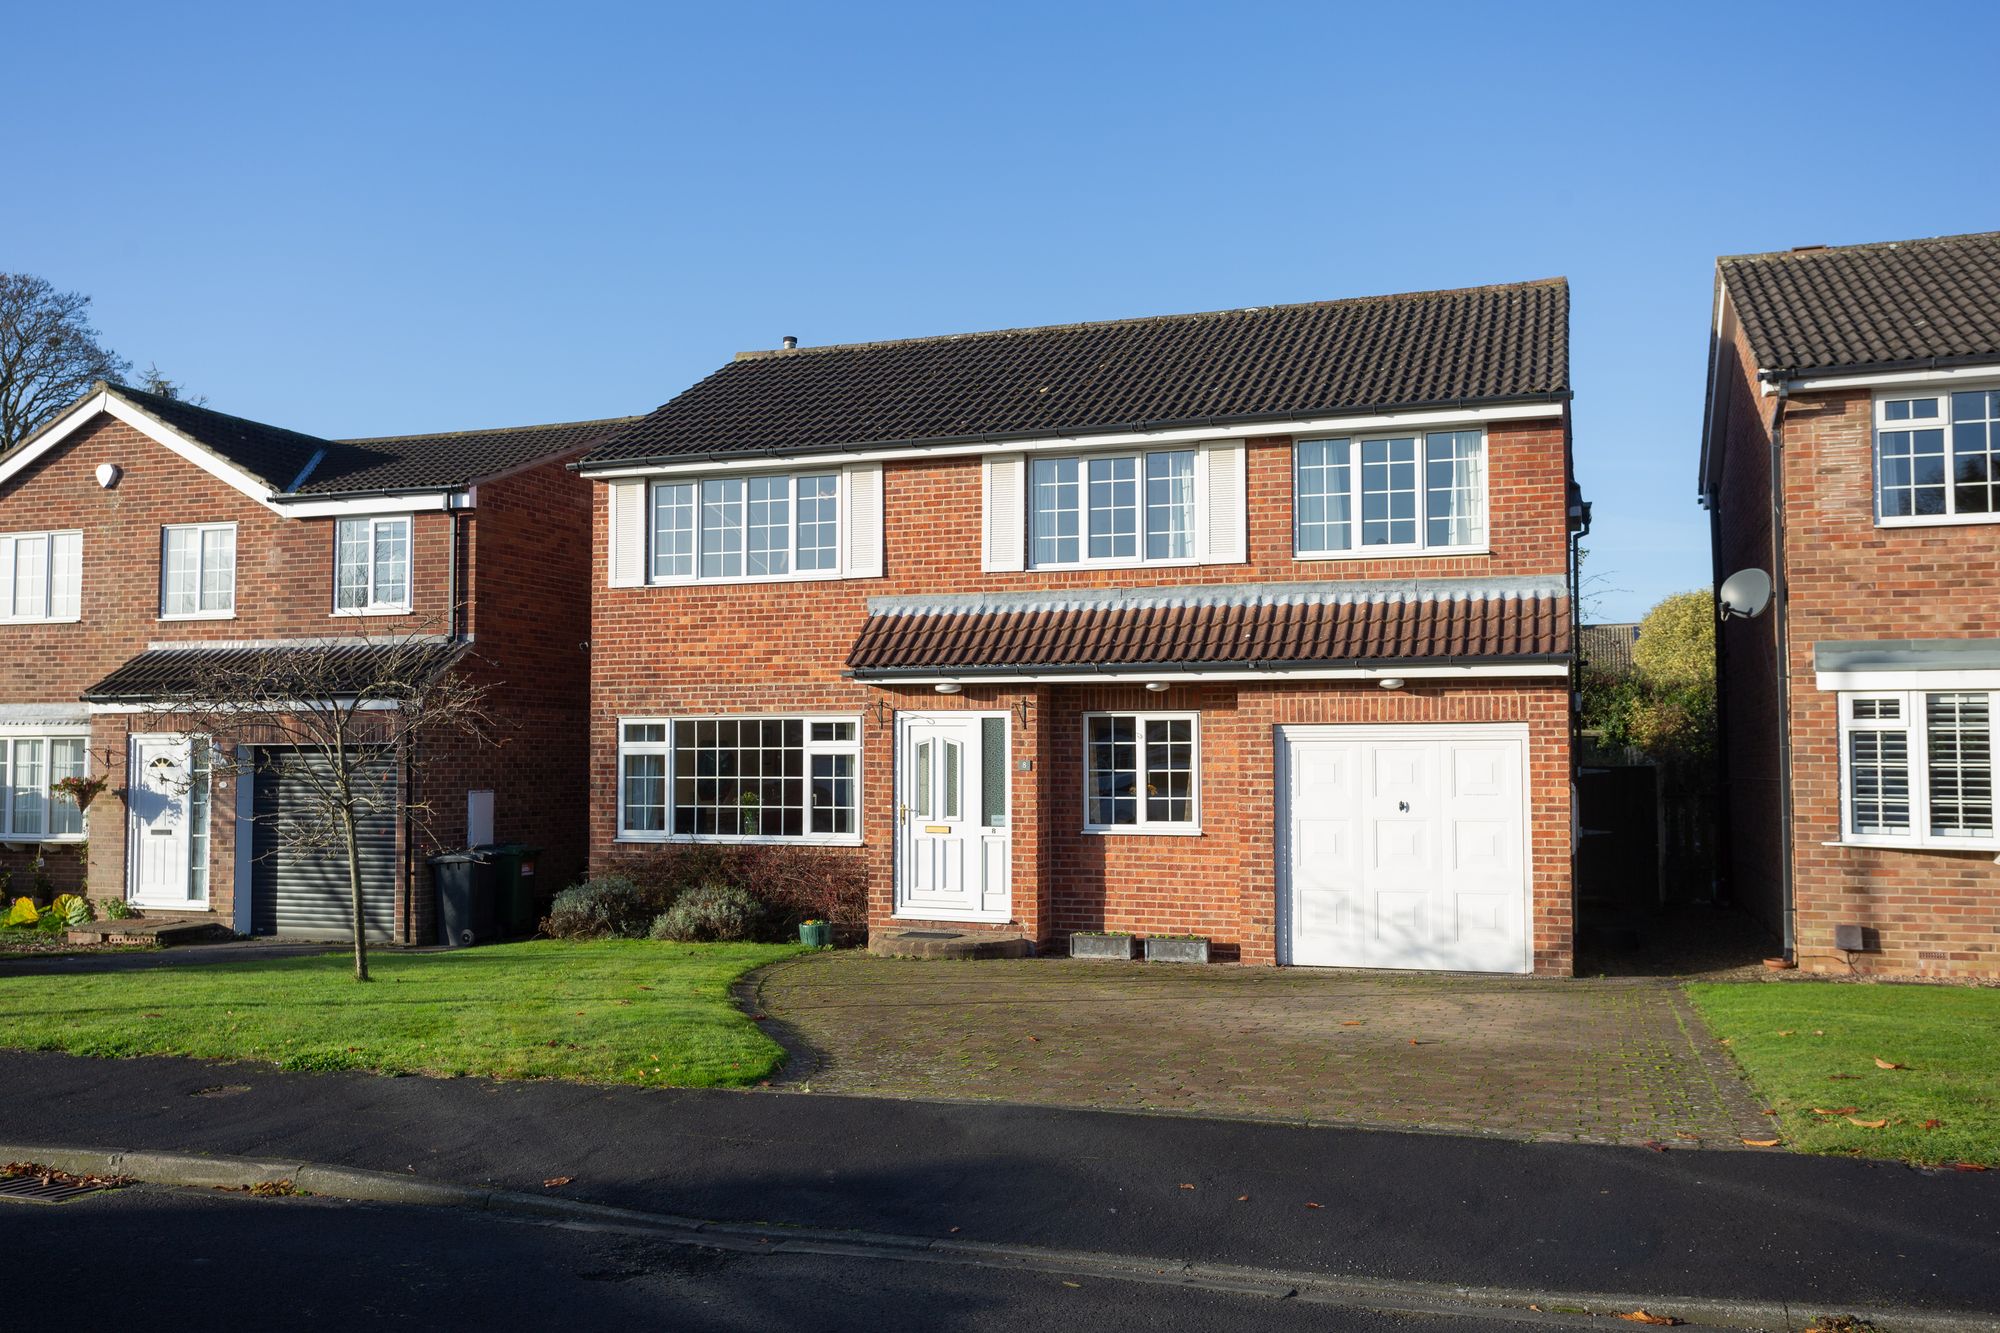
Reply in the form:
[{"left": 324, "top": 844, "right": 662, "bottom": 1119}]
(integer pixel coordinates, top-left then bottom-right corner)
[{"left": 781, "top": 335, "right": 798, "bottom": 350}]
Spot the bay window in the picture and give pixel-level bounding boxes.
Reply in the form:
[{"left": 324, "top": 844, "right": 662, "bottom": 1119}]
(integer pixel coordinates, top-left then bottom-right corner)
[
  {"left": 335, "top": 516, "right": 412, "bottom": 613},
  {"left": 2, "top": 734, "right": 87, "bottom": 841},
  {"left": 1876, "top": 389, "right": 2000, "bottom": 523},
  {"left": 0, "top": 530, "right": 82, "bottom": 623},
  {"left": 1031, "top": 449, "right": 1195, "bottom": 568},
  {"left": 1839, "top": 690, "right": 1994, "bottom": 847},
  {"left": 1083, "top": 712, "right": 1199, "bottom": 833},
  {"left": 618, "top": 716, "right": 861, "bottom": 842},
  {"left": 1294, "top": 429, "right": 1487, "bottom": 556},
  {"left": 649, "top": 472, "right": 841, "bottom": 582}
]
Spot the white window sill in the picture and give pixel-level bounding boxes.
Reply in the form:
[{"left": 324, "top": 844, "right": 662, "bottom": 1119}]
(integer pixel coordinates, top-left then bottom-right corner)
[
  {"left": 332, "top": 605, "right": 413, "bottom": 617},
  {"left": 1027, "top": 556, "right": 1202, "bottom": 573},
  {"left": 1875, "top": 512, "right": 2000, "bottom": 530},
  {"left": 639, "top": 568, "right": 849, "bottom": 589},
  {"left": 159, "top": 611, "right": 236, "bottom": 622},
  {"left": 1294, "top": 545, "right": 1490, "bottom": 561},
  {"left": 0, "top": 834, "right": 86, "bottom": 846},
  {"left": 1826, "top": 836, "right": 2000, "bottom": 853},
  {"left": 0, "top": 616, "right": 82, "bottom": 626},
  {"left": 615, "top": 833, "right": 864, "bottom": 848},
  {"left": 1082, "top": 825, "right": 1203, "bottom": 837}
]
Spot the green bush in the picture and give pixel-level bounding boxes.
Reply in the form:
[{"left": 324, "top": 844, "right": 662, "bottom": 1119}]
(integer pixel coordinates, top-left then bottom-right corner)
[
  {"left": 541, "top": 875, "right": 675, "bottom": 941},
  {"left": 649, "top": 881, "right": 764, "bottom": 943}
]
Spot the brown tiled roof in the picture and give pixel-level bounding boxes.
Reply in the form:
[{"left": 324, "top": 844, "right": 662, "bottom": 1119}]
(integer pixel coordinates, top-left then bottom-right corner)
[
  {"left": 583, "top": 279, "right": 1569, "bottom": 467},
  {"left": 1578, "top": 622, "right": 1640, "bottom": 676},
  {"left": 1721, "top": 231, "right": 2000, "bottom": 376},
  {"left": 847, "top": 582, "right": 1570, "bottom": 676},
  {"left": 82, "top": 640, "right": 466, "bottom": 703}
]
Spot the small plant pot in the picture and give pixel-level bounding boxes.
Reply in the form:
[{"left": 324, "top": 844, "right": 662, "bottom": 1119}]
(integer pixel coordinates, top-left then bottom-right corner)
[
  {"left": 1144, "top": 936, "right": 1210, "bottom": 964},
  {"left": 1068, "top": 931, "right": 1137, "bottom": 961},
  {"left": 799, "top": 921, "right": 833, "bottom": 948}
]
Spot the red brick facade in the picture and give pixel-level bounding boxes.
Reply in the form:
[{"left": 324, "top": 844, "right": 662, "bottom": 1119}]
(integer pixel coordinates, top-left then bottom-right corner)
[
  {"left": 0, "top": 412, "right": 591, "bottom": 940},
  {"left": 1710, "top": 315, "right": 2000, "bottom": 977},
  {"left": 588, "top": 422, "right": 1578, "bottom": 972}
]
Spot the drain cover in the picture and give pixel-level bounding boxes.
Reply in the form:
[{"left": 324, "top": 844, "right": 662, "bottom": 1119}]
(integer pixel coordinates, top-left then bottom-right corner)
[
  {"left": 0, "top": 1174, "right": 115, "bottom": 1204},
  {"left": 897, "top": 931, "right": 964, "bottom": 940}
]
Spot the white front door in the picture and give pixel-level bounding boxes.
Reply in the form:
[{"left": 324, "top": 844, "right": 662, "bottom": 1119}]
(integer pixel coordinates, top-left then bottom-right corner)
[
  {"left": 1281, "top": 725, "right": 1529, "bottom": 974},
  {"left": 896, "top": 712, "right": 1011, "bottom": 921},
  {"left": 128, "top": 736, "right": 206, "bottom": 908}
]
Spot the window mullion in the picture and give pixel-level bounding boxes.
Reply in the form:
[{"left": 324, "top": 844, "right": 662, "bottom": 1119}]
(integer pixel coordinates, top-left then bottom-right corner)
[{"left": 1906, "top": 690, "right": 1931, "bottom": 843}]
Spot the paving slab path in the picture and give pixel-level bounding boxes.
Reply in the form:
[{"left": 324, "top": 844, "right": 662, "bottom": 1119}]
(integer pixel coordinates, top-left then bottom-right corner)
[{"left": 749, "top": 952, "right": 1772, "bottom": 1147}]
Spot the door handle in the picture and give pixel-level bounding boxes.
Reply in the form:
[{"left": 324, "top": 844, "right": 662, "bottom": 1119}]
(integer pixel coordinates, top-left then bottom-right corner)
[{"left": 1397, "top": 801, "right": 1410, "bottom": 813}]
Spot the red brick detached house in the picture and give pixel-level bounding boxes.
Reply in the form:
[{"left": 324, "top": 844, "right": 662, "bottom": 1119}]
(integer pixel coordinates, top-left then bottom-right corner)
[
  {"left": 0, "top": 382, "right": 626, "bottom": 941},
  {"left": 1701, "top": 231, "right": 2000, "bottom": 978},
  {"left": 582, "top": 282, "right": 1582, "bottom": 973}
]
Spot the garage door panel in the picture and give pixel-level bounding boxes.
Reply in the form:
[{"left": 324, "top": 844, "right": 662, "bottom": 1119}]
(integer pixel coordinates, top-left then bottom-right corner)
[
  {"left": 251, "top": 749, "right": 396, "bottom": 941},
  {"left": 1370, "top": 819, "right": 1430, "bottom": 872}
]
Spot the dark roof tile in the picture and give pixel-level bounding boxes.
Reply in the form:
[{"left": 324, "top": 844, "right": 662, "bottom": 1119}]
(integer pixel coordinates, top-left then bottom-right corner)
[{"left": 82, "top": 640, "right": 466, "bottom": 702}]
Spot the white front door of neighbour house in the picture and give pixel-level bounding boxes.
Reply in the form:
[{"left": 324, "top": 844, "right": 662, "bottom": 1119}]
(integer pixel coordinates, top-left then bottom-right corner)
[
  {"left": 1281, "top": 724, "right": 1529, "bottom": 974},
  {"left": 895, "top": 712, "right": 1011, "bottom": 921},
  {"left": 127, "top": 736, "right": 209, "bottom": 908}
]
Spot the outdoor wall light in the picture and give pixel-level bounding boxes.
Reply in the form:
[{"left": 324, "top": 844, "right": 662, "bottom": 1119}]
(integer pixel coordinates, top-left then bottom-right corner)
[
  {"left": 95, "top": 462, "right": 122, "bottom": 489},
  {"left": 1143, "top": 681, "right": 1170, "bottom": 693},
  {"left": 1377, "top": 677, "right": 1407, "bottom": 691},
  {"left": 934, "top": 682, "right": 963, "bottom": 695}
]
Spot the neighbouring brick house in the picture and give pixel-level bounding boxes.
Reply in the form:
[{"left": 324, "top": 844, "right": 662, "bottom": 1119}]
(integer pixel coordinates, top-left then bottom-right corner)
[
  {"left": 581, "top": 281, "right": 1583, "bottom": 972},
  {"left": 1701, "top": 231, "right": 2000, "bottom": 977},
  {"left": 0, "top": 381, "right": 626, "bottom": 941}
]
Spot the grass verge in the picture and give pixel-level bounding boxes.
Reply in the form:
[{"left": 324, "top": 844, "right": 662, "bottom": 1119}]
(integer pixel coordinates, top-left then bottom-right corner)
[
  {"left": 1687, "top": 981, "right": 2000, "bottom": 1166},
  {"left": 0, "top": 939, "right": 805, "bottom": 1088}
]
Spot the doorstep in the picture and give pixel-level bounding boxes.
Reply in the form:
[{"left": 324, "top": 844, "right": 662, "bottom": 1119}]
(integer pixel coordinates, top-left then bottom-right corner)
[
  {"left": 867, "top": 927, "right": 1037, "bottom": 960},
  {"left": 65, "top": 912, "right": 234, "bottom": 947}
]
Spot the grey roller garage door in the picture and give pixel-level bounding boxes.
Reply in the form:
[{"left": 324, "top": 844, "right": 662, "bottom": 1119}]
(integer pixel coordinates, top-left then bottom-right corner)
[{"left": 251, "top": 749, "right": 397, "bottom": 940}]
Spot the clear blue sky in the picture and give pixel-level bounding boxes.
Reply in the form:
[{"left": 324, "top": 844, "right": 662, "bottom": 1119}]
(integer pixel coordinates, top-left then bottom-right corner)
[{"left": 11, "top": 0, "right": 1999, "bottom": 620}]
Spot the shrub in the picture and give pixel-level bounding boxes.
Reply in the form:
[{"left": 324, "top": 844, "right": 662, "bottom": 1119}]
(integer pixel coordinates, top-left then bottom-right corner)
[
  {"left": 649, "top": 881, "right": 764, "bottom": 943},
  {"left": 52, "top": 894, "right": 92, "bottom": 927},
  {"left": 600, "top": 844, "right": 866, "bottom": 934},
  {"left": 541, "top": 875, "right": 675, "bottom": 940},
  {"left": 103, "top": 897, "right": 137, "bottom": 921}
]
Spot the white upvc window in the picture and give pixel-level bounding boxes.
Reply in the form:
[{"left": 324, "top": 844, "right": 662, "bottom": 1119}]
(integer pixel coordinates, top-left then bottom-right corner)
[
  {"left": 1082, "top": 712, "right": 1200, "bottom": 834},
  {"left": 647, "top": 471, "right": 842, "bottom": 583},
  {"left": 1838, "top": 690, "right": 1995, "bottom": 848},
  {"left": 334, "top": 515, "right": 413, "bottom": 614},
  {"left": 617, "top": 715, "right": 862, "bottom": 843},
  {"left": 0, "top": 529, "right": 82, "bottom": 623},
  {"left": 1030, "top": 449, "right": 1195, "bottom": 568},
  {"left": 2, "top": 734, "right": 88, "bottom": 841},
  {"left": 1294, "top": 429, "right": 1488, "bottom": 557},
  {"left": 160, "top": 522, "right": 236, "bottom": 618},
  {"left": 1875, "top": 388, "right": 2000, "bottom": 525}
]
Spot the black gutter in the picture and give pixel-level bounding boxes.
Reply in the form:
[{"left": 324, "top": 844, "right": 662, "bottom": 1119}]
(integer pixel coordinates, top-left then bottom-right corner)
[
  {"left": 570, "top": 390, "right": 1575, "bottom": 475},
  {"left": 847, "top": 653, "right": 1573, "bottom": 681},
  {"left": 1757, "top": 352, "right": 2000, "bottom": 383},
  {"left": 1766, "top": 385, "right": 1797, "bottom": 961},
  {"left": 270, "top": 486, "right": 464, "bottom": 504}
]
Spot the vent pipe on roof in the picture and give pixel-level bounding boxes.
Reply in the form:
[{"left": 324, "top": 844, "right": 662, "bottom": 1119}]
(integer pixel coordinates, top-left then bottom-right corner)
[{"left": 781, "top": 335, "right": 799, "bottom": 350}]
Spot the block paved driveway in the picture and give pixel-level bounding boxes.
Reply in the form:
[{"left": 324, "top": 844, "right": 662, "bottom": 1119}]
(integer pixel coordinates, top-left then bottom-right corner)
[{"left": 747, "top": 953, "right": 1772, "bottom": 1148}]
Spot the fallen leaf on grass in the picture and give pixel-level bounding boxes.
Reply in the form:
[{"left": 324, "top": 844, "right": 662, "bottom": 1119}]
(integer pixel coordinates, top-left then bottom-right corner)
[
  {"left": 543, "top": 1176, "right": 573, "bottom": 1188},
  {"left": 1618, "top": 1312, "right": 1680, "bottom": 1326},
  {"left": 1776, "top": 1030, "right": 1795, "bottom": 1037},
  {"left": 1741, "top": 1138, "right": 1782, "bottom": 1148},
  {"left": 1811, "top": 1107, "right": 1859, "bottom": 1117},
  {"left": 1953, "top": 1163, "right": 1990, "bottom": 1172},
  {"left": 1341, "top": 1021, "right": 1363, "bottom": 1027},
  {"left": 1761, "top": 1108, "right": 1779, "bottom": 1116},
  {"left": 1846, "top": 1118, "right": 1890, "bottom": 1129},
  {"left": 1027, "top": 1035, "right": 1039, "bottom": 1043},
  {"left": 1922, "top": 1119, "right": 1944, "bottom": 1130},
  {"left": 1873, "top": 1058, "right": 1905, "bottom": 1070},
  {"left": 141, "top": 1012, "right": 163, "bottom": 1019},
  {"left": 1827, "top": 1073, "right": 1860, "bottom": 1081}
]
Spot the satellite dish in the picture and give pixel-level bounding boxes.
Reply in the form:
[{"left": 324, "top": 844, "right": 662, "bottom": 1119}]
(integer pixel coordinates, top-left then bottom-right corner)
[{"left": 1717, "top": 568, "right": 1773, "bottom": 620}]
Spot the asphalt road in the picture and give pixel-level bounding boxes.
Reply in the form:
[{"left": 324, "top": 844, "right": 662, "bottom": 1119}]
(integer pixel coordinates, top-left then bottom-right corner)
[
  {"left": 2, "top": 1050, "right": 1996, "bottom": 1318},
  {"left": 3, "top": 1184, "right": 1528, "bottom": 1332}
]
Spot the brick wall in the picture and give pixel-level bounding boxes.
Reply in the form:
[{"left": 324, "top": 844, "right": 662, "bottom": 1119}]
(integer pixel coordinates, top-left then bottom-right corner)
[{"left": 589, "top": 421, "right": 1575, "bottom": 970}]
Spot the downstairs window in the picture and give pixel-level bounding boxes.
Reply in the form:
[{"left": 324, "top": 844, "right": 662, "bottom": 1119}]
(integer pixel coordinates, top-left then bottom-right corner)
[
  {"left": 618, "top": 716, "right": 861, "bottom": 842},
  {"left": 1839, "top": 691, "right": 1994, "bottom": 847}
]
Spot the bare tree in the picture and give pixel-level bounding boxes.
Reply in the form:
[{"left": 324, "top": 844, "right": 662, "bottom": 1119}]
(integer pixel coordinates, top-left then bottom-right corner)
[
  {"left": 135, "top": 363, "right": 207, "bottom": 406},
  {"left": 0, "top": 274, "right": 130, "bottom": 452},
  {"left": 143, "top": 629, "right": 495, "bottom": 981}
]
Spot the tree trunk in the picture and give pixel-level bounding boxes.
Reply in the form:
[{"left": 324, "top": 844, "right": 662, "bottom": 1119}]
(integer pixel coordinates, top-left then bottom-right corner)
[{"left": 342, "top": 805, "right": 370, "bottom": 982}]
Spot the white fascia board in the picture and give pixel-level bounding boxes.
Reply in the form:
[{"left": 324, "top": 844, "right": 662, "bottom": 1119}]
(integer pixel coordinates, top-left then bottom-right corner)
[
  {"left": 578, "top": 402, "right": 1566, "bottom": 480},
  {"left": 1773, "top": 362, "right": 2000, "bottom": 394},
  {"left": 1816, "top": 669, "right": 2000, "bottom": 692},
  {"left": 0, "top": 390, "right": 113, "bottom": 489},
  {"left": 88, "top": 698, "right": 405, "bottom": 715},
  {"left": 0, "top": 390, "right": 290, "bottom": 512},
  {"left": 275, "top": 492, "right": 459, "bottom": 518},
  {"left": 867, "top": 663, "right": 1568, "bottom": 686}
]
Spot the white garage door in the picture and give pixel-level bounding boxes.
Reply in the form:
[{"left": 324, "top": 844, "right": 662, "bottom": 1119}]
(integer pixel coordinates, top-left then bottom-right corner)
[{"left": 1279, "top": 724, "right": 1531, "bottom": 974}]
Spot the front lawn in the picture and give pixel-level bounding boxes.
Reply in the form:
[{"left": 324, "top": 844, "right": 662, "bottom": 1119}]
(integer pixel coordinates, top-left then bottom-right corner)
[
  {"left": 1688, "top": 981, "right": 2000, "bottom": 1166},
  {"left": 0, "top": 940, "right": 805, "bottom": 1088}
]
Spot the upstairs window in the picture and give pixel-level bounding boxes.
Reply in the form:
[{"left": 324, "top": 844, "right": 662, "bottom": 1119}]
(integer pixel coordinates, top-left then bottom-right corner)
[
  {"left": 1294, "top": 430, "right": 1487, "bottom": 556},
  {"left": 335, "top": 516, "right": 412, "bottom": 614},
  {"left": 0, "top": 530, "right": 82, "bottom": 623},
  {"left": 649, "top": 472, "right": 841, "bottom": 582},
  {"left": 1839, "top": 690, "right": 1994, "bottom": 847},
  {"left": 1030, "top": 449, "right": 1195, "bottom": 568},
  {"left": 1876, "top": 390, "right": 2000, "bottom": 523},
  {"left": 161, "top": 523, "right": 236, "bottom": 618}
]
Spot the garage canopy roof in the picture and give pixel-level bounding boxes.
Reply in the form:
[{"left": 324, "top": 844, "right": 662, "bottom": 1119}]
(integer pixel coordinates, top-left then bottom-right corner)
[
  {"left": 848, "top": 579, "right": 1571, "bottom": 678},
  {"left": 83, "top": 639, "right": 466, "bottom": 703}
]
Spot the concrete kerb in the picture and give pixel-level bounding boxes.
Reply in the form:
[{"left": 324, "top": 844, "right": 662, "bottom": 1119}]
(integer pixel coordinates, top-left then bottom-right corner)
[{"left": 2, "top": 1141, "right": 1989, "bottom": 1333}]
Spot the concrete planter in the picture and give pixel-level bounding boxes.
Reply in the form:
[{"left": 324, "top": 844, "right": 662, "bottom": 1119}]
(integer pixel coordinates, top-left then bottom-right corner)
[
  {"left": 1068, "top": 932, "right": 1137, "bottom": 961},
  {"left": 1143, "top": 936, "right": 1210, "bottom": 964}
]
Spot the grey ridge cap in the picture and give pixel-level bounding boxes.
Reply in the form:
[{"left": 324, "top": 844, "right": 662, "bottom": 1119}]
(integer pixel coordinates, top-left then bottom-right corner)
[
  {"left": 865, "top": 576, "right": 1570, "bottom": 618},
  {"left": 1815, "top": 638, "right": 2000, "bottom": 673}
]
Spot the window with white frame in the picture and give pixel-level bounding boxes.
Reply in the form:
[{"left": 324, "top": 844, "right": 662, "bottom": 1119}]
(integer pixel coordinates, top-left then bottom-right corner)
[
  {"left": 1294, "top": 429, "right": 1487, "bottom": 555},
  {"left": 618, "top": 717, "right": 861, "bottom": 841},
  {"left": 1083, "top": 712, "right": 1199, "bottom": 832},
  {"left": 1876, "top": 389, "right": 2000, "bottom": 522},
  {"left": 647, "top": 472, "right": 841, "bottom": 582},
  {"left": 1839, "top": 690, "right": 1994, "bottom": 846},
  {"left": 335, "top": 516, "right": 412, "bottom": 613},
  {"left": 2, "top": 735, "right": 87, "bottom": 841},
  {"left": 0, "top": 530, "right": 82, "bottom": 622},
  {"left": 1030, "top": 449, "right": 1194, "bottom": 568},
  {"left": 161, "top": 523, "right": 236, "bottom": 617}
]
